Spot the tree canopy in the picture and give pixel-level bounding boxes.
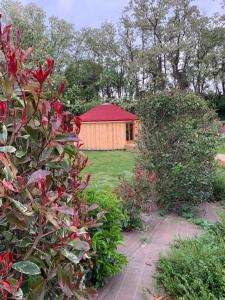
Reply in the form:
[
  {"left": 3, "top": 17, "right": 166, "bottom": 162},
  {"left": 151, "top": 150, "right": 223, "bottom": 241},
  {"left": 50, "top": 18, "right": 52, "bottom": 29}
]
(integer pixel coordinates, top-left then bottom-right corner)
[{"left": 1, "top": 0, "right": 224, "bottom": 114}]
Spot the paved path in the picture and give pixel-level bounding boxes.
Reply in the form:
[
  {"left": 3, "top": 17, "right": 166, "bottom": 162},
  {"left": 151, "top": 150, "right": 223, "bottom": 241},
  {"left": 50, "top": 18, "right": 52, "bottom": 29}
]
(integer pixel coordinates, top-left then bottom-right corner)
[
  {"left": 197, "top": 202, "right": 223, "bottom": 223},
  {"left": 216, "top": 154, "right": 225, "bottom": 167},
  {"left": 95, "top": 211, "right": 202, "bottom": 300}
]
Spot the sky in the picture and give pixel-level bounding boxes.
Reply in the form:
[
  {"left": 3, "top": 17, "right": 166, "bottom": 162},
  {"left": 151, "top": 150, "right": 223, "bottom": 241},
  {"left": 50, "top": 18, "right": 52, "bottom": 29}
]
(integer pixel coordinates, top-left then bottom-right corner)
[{"left": 20, "top": 0, "right": 223, "bottom": 29}]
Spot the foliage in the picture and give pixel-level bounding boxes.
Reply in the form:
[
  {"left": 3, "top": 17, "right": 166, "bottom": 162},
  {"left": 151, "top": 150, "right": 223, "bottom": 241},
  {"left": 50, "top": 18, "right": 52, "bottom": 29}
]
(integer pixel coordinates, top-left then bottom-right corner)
[
  {"left": 116, "top": 166, "right": 156, "bottom": 230},
  {"left": 82, "top": 150, "right": 136, "bottom": 189},
  {"left": 156, "top": 214, "right": 225, "bottom": 300},
  {"left": 84, "top": 188, "right": 128, "bottom": 288},
  {"left": 0, "top": 0, "right": 76, "bottom": 83},
  {"left": 65, "top": 60, "right": 103, "bottom": 100},
  {"left": 0, "top": 20, "right": 99, "bottom": 299},
  {"left": 138, "top": 92, "right": 219, "bottom": 210},
  {"left": 1, "top": 0, "right": 225, "bottom": 101},
  {"left": 63, "top": 83, "right": 101, "bottom": 115},
  {"left": 205, "top": 94, "right": 225, "bottom": 120}
]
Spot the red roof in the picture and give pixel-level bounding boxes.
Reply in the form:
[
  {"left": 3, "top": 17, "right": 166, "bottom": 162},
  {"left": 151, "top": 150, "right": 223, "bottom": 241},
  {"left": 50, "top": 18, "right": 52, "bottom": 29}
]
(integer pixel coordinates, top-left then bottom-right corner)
[{"left": 79, "top": 104, "right": 138, "bottom": 122}]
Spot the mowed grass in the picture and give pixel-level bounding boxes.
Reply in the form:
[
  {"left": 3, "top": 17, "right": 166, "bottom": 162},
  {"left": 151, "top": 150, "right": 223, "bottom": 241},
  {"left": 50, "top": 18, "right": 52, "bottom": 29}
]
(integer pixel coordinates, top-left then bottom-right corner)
[
  {"left": 82, "top": 151, "right": 136, "bottom": 189},
  {"left": 217, "top": 138, "right": 225, "bottom": 154}
]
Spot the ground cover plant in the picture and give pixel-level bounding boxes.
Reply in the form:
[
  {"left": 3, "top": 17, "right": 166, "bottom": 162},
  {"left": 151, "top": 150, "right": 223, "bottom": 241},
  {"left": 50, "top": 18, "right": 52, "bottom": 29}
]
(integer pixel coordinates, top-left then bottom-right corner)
[
  {"left": 83, "top": 150, "right": 136, "bottom": 189},
  {"left": 156, "top": 214, "right": 225, "bottom": 300},
  {"left": 0, "top": 20, "right": 104, "bottom": 299},
  {"left": 138, "top": 92, "right": 219, "bottom": 211},
  {"left": 84, "top": 188, "right": 128, "bottom": 288}
]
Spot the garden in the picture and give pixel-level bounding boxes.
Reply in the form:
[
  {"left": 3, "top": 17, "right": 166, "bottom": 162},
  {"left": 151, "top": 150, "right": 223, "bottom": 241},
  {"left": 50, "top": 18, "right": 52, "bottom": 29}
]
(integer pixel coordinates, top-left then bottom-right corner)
[{"left": 0, "top": 0, "right": 225, "bottom": 299}]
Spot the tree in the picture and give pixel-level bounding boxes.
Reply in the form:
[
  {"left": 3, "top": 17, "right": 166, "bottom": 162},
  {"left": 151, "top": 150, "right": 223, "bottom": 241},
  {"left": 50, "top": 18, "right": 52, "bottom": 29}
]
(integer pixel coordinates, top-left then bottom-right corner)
[{"left": 138, "top": 92, "right": 219, "bottom": 209}]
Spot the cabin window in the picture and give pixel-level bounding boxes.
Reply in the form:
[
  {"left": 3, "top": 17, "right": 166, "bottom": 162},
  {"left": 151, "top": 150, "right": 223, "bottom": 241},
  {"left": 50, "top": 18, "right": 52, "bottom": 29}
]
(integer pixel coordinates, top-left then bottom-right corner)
[{"left": 126, "top": 122, "right": 134, "bottom": 141}]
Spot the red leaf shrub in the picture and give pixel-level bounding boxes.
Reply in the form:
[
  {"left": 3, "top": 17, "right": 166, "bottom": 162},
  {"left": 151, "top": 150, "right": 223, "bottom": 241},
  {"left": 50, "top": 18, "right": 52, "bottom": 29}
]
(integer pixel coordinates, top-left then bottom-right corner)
[
  {"left": 0, "top": 19, "right": 98, "bottom": 299},
  {"left": 116, "top": 166, "right": 156, "bottom": 230}
]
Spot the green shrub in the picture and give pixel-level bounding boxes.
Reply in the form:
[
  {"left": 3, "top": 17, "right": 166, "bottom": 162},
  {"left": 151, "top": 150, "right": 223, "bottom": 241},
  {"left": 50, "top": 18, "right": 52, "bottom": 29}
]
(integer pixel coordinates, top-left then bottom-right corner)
[
  {"left": 138, "top": 92, "right": 219, "bottom": 210},
  {"left": 156, "top": 215, "right": 225, "bottom": 300},
  {"left": 213, "top": 167, "right": 225, "bottom": 201},
  {"left": 84, "top": 189, "right": 128, "bottom": 288}
]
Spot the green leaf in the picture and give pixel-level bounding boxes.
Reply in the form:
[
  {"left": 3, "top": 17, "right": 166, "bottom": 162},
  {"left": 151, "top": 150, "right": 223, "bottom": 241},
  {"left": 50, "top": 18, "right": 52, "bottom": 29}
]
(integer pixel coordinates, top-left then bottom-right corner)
[
  {"left": 66, "top": 240, "right": 90, "bottom": 251},
  {"left": 60, "top": 249, "right": 80, "bottom": 264},
  {"left": 14, "top": 288, "right": 23, "bottom": 299},
  {"left": 64, "top": 144, "right": 76, "bottom": 156},
  {"left": 16, "top": 150, "right": 27, "bottom": 158},
  {"left": 3, "top": 166, "right": 13, "bottom": 181},
  {"left": 27, "top": 276, "right": 45, "bottom": 300},
  {"left": 57, "top": 268, "right": 74, "bottom": 297},
  {"left": 13, "top": 261, "right": 41, "bottom": 275},
  {"left": 6, "top": 212, "right": 27, "bottom": 230},
  {"left": 0, "top": 124, "right": 7, "bottom": 143},
  {"left": 17, "top": 238, "right": 33, "bottom": 248},
  {"left": 7, "top": 278, "right": 23, "bottom": 298},
  {"left": 0, "top": 146, "right": 16, "bottom": 153},
  {"left": 10, "top": 198, "right": 34, "bottom": 216}
]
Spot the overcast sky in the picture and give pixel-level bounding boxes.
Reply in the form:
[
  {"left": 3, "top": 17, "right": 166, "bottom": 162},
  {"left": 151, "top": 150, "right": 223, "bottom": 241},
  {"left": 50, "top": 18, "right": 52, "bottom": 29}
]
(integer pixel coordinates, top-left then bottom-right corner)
[{"left": 20, "top": 0, "right": 223, "bottom": 29}]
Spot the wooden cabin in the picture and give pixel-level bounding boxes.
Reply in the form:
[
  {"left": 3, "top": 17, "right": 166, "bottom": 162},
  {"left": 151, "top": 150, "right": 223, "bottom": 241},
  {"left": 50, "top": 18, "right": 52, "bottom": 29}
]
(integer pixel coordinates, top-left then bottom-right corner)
[{"left": 78, "top": 104, "right": 139, "bottom": 150}]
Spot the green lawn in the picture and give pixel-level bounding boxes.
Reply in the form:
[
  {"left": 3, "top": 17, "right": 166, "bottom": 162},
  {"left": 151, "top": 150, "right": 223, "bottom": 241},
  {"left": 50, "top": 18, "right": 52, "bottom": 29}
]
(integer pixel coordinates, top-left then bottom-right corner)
[
  {"left": 217, "top": 138, "right": 225, "bottom": 154},
  {"left": 83, "top": 151, "right": 136, "bottom": 189}
]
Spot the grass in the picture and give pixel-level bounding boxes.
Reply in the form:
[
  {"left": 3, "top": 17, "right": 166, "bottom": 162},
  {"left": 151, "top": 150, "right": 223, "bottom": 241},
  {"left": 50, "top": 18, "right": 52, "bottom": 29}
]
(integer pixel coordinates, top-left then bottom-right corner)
[
  {"left": 217, "top": 137, "right": 225, "bottom": 154},
  {"left": 82, "top": 150, "right": 136, "bottom": 189}
]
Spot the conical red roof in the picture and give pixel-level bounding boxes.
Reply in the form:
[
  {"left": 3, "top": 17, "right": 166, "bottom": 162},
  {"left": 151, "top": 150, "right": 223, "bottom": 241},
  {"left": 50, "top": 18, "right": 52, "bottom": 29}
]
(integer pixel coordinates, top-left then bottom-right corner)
[{"left": 79, "top": 104, "right": 138, "bottom": 122}]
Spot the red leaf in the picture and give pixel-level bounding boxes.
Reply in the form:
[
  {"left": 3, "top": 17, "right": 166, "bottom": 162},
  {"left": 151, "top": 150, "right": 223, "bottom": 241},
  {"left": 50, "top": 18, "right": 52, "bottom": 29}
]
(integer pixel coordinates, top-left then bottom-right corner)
[
  {"left": 58, "top": 80, "right": 65, "bottom": 96},
  {"left": 149, "top": 173, "right": 157, "bottom": 182},
  {"left": 2, "top": 179, "right": 17, "bottom": 192},
  {"left": 30, "top": 57, "right": 54, "bottom": 84},
  {"left": 1, "top": 280, "right": 14, "bottom": 293},
  {"left": 8, "top": 51, "right": 18, "bottom": 77},
  {"left": 1, "top": 24, "right": 11, "bottom": 43},
  {"left": 22, "top": 107, "right": 27, "bottom": 125},
  {"left": 72, "top": 211, "right": 79, "bottom": 227},
  {"left": 0, "top": 101, "right": 8, "bottom": 121},
  {"left": 53, "top": 102, "right": 63, "bottom": 115}
]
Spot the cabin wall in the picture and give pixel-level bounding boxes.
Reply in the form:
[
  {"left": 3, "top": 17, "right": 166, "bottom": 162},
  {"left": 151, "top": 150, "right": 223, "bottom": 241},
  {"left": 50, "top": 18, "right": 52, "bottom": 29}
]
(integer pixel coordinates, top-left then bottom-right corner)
[{"left": 79, "top": 121, "right": 126, "bottom": 150}]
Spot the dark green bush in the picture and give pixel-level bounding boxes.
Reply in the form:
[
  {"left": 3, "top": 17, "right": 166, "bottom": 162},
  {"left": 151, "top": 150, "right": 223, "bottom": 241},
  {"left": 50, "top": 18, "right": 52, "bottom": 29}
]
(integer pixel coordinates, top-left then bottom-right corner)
[
  {"left": 84, "top": 189, "right": 128, "bottom": 288},
  {"left": 138, "top": 92, "right": 219, "bottom": 210},
  {"left": 63, "top": 83, "right": 101, "bottom": 115},
  {"left": 156, "top": 215, "right": 225, "bottom": 299}
]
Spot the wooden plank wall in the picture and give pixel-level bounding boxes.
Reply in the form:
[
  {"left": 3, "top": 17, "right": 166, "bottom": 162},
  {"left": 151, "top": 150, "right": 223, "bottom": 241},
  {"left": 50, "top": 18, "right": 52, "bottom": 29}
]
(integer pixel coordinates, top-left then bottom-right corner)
[
  {"left": 79, "top": 120, "right": 140, "bottom": 150},
  {"left": 79, "top": 121, "right": 125, "bottom": 150}
]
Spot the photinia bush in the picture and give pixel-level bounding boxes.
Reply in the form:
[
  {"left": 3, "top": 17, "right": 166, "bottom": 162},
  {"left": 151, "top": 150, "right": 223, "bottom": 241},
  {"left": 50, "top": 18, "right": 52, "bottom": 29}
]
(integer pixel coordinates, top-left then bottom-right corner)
[
  {"left": 0, "top": 18, "right": 98, "bottom": 299},
  {"left": 116, "top": 166, "right": 156, "bottom": 230}
]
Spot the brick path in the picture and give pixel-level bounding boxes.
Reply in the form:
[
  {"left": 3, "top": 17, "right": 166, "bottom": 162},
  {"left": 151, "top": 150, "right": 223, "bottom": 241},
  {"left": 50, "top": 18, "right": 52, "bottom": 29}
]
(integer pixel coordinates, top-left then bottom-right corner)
[{"left": 95, "top": 211, "right": 202, "bottom": 300}]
